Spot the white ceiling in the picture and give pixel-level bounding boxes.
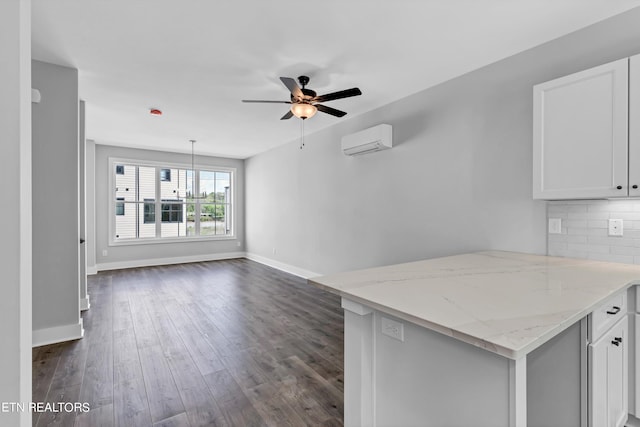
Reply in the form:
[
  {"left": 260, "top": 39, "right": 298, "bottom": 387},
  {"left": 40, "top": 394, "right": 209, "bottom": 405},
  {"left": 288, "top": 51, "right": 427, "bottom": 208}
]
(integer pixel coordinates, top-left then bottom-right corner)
[{"left": 32, "top": 1, "right": 640, "bottom": 159}]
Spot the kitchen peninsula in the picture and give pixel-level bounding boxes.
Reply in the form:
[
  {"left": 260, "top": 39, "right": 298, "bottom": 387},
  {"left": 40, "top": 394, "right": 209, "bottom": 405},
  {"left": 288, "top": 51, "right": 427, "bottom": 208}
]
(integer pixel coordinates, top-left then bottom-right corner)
[{"left": 309, "top": 251, "right": 640, "bottom": 427}]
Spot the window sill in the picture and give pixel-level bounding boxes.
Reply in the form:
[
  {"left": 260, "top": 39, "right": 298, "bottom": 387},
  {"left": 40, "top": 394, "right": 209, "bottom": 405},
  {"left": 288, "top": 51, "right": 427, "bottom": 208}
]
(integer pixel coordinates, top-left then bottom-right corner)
[{"left": 109, "top": 235, "right": 237, "bottom": 247}]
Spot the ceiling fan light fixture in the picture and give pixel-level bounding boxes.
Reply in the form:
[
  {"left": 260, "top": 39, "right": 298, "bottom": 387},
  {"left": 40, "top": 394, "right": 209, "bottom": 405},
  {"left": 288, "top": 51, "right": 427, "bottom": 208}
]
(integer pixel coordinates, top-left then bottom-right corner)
[
  {"left": 290, "top": 103, "right": 317, "bottom": 120},
  {"left": 243, "top": 75, "right": 360, "bottom": 120}
]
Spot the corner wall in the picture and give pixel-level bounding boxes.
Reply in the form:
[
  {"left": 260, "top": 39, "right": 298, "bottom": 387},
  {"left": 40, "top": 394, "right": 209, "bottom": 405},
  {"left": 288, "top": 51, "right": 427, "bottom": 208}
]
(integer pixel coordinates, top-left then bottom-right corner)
[
  {"left": 245, "top": 7, "right": 640, "bottom": 276},
  {"left": 94, "top": 144, "right": 245, "bottom": 269},
  {"left": 32, "top": 60, "right": 82, "bottom": 346},
  {"left": 86, "top": 139, "right": 97, "bottom": 274},
  {"left": 0, "top": 0, "right": 32, "bottom": 424}
]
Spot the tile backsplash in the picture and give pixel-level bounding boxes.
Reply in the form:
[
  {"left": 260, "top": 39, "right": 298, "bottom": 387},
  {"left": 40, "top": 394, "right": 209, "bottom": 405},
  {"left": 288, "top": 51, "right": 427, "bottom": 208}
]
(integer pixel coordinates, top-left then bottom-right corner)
[{"left": 547, "top": 200, "right": 640, "bottom": 265}]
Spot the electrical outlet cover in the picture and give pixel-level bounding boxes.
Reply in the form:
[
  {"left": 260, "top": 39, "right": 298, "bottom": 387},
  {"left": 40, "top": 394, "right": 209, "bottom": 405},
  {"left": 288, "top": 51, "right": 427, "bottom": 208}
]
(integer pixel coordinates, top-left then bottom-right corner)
[
  {"left": 381, "top": 316, "right": 404, "bottom": 342},
  {"left": 548, "top": 218, "right": 562, "bottom": 234},
  {"left": 608, "top": 219, "right": 624, "bottom": 236}
]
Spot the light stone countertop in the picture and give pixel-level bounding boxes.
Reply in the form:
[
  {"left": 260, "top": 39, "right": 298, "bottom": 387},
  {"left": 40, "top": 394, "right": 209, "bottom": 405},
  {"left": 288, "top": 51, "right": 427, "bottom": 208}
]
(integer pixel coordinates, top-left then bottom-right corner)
[{"left": 308, "top": 251, "right": 640, "bottom": 359}]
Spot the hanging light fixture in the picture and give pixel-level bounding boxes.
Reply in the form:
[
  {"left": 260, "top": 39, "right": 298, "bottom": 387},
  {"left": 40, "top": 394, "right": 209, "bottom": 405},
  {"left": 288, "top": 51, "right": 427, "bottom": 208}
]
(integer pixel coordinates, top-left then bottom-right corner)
[
  {"left": 187, "top": 139, "right": 207, "bottom": 200},
  {"left": 290, "top": 103, "right": 317, "bottom": 149},
  {"left": 290, "top": 102, "right": 317, "bottom": 120}
]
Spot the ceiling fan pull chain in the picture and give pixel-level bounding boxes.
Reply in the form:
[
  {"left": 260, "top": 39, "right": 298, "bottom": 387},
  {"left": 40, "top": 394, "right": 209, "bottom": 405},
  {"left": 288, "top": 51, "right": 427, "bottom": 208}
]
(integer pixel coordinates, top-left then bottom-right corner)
[{"left": 300, "top": 119, "right": 305, "bottom": 149}]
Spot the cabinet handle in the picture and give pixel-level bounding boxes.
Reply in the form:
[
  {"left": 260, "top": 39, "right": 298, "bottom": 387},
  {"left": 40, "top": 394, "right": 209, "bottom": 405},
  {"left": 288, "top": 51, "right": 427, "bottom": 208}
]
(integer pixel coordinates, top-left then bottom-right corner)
[
  {"left": 606, "top": 306, "right": 621, "bottom": 315},
  {"left": 616, "top": 185, "right": 623, "bottom": 190},
  {"left": 612, "top": 340, "right": 620, "bottom": 346},
  {"left": 634, "top": 185, "right": 638, "bottom": 189},
  {"left": 614, "top": 337, "right": 623, "bottom": 343}
]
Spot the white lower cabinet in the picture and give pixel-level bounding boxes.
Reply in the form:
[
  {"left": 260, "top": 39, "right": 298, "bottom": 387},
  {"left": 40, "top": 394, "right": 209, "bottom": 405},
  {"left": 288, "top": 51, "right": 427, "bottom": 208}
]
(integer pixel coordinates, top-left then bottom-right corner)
[
  {"left": 635, "top": 313, "right": 640, "bottom": 418},
  {"left": 589, "top": 315, "right": 628, "bottom": 427}
]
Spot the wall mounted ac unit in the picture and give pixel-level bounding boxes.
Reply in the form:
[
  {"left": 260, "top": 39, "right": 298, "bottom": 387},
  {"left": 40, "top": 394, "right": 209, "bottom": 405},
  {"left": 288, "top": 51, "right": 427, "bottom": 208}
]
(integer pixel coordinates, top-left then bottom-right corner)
[{"left": 341, "top": 124, "right": 392, "bottom": 156}]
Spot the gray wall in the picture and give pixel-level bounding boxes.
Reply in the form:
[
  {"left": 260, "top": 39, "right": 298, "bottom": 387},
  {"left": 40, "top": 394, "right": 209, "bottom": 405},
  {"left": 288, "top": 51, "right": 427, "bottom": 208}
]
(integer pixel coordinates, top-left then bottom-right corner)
[
  {"left": 374, "top": 312, "right": 510, "bottom": 427},
  {"left": 94, "top": 144, "right": 245, "bottom": 267},
  {"left": 86, "top": 139, "right": 97, "bottom": 273},
  {"left": 32, "top": 60, "right": 80, "bottom": 333},
  {"left": 245, "top": 7, "right": 640, "bottom": 276},
  {"left": 79, "top": 100, "right": 88, "bottom": 307},
  {"left": 0, "top": 0, "right": 32, "bottom": 424}
]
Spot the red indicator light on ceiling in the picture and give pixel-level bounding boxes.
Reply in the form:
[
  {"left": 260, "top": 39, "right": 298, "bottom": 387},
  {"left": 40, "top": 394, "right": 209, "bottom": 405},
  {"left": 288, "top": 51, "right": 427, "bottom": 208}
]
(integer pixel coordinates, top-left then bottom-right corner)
[{"left": 150, "top": 108, "right": 162, "bottom": 116}]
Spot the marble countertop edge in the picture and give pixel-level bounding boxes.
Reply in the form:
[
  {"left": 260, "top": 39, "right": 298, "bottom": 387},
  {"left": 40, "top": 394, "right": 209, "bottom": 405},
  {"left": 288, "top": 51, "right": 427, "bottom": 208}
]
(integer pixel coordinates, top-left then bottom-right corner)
[
  {"left": 308, "top": 252, "right": 640, "bottom": 360},
  {"left": 323, "top": 282, "right": 639, "bottom": 360}
]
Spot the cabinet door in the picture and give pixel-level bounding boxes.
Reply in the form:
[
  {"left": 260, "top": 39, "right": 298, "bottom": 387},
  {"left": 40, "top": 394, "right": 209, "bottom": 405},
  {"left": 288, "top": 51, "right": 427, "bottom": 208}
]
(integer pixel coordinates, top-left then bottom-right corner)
[
  {"left": 629, "top": 54, "right": 640, "bottom": 196},
  {"left": 589, "top": 316, "right": 628, "bottom": 427},
  {"left": 533, "top": 58, "right": 629, "bottom": 200}
]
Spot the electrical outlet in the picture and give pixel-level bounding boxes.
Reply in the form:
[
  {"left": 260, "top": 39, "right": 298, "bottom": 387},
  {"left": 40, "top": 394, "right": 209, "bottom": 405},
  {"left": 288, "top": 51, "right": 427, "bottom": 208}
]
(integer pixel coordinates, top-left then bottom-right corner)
[
  {"left": 272, "top": 247, "right": 277, "bottom": 255},
  {"left": 548, "top": 218, "right": 562, "bottom": 234},
  {"left": 381, "top": 317, "right": 404, "bottom": 342},
  {"left": 102, "top": 249, "right": 108, "bottom": 256},
  {"left": 236, "top": 241, "right": 241, "bottom": 247},
  {"left": 608, "top": 219, "right": 624, "bottom": 236}
]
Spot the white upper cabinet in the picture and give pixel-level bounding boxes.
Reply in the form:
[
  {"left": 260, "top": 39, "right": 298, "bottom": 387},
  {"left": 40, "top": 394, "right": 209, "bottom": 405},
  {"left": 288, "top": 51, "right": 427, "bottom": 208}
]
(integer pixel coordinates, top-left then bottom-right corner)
[
  {"left": 629, "top": 55, "right": 640, "bottom": 197},
  {"left": 533, "top": 58, "right": 630, "bottom": 200}
]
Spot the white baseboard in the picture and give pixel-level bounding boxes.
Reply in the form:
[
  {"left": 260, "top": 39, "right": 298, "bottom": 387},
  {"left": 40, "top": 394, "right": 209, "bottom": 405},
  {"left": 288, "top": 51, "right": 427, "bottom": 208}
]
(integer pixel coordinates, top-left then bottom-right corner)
[
  {"left": 93, "top": 250, "right": 321, "bottom": 280},
  {"left": 86, "top": 265, "right": 98, "bottom": 275},
  {"left": 627, "top": 415, "right": 640, "bottom": 427},
  {"left": 244, "top": 252, "right": 322, "bottom": 279},
  {"left": 80, "top": 296, "right": 90, "bottom": 311},
  {"left": 96, "top": 251, "right": 245, "bottom": 272},
  {"left": 33, "top": 320, "right": 84, "bottom": 347}
]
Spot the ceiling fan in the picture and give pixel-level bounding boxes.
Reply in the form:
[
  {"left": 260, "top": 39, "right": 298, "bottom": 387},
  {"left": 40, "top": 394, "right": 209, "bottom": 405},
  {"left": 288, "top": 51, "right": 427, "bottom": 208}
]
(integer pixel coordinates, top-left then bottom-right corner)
[{"left": 242, "top": 76, "right": 362, "bottom": 120}]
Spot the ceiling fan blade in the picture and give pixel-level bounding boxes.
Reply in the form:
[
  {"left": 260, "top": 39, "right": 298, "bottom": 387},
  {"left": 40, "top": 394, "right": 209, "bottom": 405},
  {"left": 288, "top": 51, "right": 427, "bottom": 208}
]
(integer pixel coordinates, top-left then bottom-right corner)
[
  {"left": 242, "top": 100, "right": 291, "bottom": 104},
  {"left": 280, "top": 77, "right": 304, "bottom": 100},
  {"left": 313, "top": 87, "right": 362, "bottom": 103},
  {"left": 280, "top": 110, "right": 294, "bottom": 120},
  {"left": 316, "top": 104, "right": 347, "bottom": 117}
]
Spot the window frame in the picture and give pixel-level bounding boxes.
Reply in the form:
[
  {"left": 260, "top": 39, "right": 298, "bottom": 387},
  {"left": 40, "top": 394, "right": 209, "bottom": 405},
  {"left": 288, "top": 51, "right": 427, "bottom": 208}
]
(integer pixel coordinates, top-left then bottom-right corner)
[{"left": 109, "top": 157, "right": 236, "bottom": 246}]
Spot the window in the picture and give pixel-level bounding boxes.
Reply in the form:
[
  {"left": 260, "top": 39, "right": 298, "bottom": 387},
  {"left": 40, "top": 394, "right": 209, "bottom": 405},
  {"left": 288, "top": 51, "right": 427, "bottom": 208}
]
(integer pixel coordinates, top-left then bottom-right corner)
[
  {"left": 197, "top": 170, "right": 232, "bottom": 236},
  {"left": 160, "top": 168, "right": 171, "bottom": 182},
  {"left": 111, "top": 159, "right": 234, "bottom": 243},
  {"left": 143, "top": 199, "right": 155, "bottom": 224},
  {"left": 161, "top": 200, "right": 183, "bottom": 223},
  {"left": 115, "top": 197, "right": 125, "bottom": 215}
]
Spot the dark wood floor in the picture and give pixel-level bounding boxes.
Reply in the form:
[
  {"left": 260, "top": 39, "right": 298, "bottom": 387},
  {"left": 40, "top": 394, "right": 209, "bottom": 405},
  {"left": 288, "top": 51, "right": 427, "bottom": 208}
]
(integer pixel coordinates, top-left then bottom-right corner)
[{"left": 32, "top": 259, "right": 344, "bottom": 426}]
